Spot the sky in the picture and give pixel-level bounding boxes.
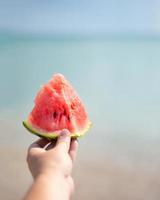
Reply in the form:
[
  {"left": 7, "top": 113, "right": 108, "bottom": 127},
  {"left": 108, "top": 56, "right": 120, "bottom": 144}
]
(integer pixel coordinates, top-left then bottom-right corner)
[{"left": 0, "top": 0, "right": 160, "bottom": 35}]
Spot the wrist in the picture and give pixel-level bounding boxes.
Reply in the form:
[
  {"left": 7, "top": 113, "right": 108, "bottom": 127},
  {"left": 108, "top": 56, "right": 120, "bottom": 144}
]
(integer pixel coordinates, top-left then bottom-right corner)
[
  {"left": 31, "top": 172, "right": 70, "bottom": 200},
  {"left": 36, "top": 170, "right": 65, "bottom": 181}
]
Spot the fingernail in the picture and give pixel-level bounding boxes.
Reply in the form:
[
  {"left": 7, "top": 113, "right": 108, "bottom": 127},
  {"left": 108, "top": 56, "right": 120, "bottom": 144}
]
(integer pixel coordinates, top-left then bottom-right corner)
[{"left": 60, "top": 129, "right": 70, "bottom": 137}]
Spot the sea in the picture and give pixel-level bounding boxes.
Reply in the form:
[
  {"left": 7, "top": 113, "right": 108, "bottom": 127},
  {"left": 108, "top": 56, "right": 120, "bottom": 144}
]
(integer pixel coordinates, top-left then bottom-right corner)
[{"left": 0, "top": 34, "right": 160, "bottom": 165}]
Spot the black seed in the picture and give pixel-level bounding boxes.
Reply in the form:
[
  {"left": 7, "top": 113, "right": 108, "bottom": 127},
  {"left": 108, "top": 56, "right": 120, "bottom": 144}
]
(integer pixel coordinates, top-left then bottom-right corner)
[
  {"left": 71, "top": 104, "right": 74, "bottom": 109},
  {"left": 63, "top": 110, "right": 66, "bottom": 115},
  {"left": 68, "top": 115, "right": 70, "bottom": 121},
  {"left": 53, "top": 111, "right": 57, "bottom": 118}
]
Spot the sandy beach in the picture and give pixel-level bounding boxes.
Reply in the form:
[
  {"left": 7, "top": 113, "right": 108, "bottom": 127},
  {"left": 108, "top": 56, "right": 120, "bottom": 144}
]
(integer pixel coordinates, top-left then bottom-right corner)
[{"left": 1, "top": 146, "right": 160, "bottom": 200}]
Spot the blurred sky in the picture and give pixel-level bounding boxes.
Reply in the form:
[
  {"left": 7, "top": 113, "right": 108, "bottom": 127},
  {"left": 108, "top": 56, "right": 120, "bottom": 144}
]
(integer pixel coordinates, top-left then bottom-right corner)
[{"left": 0, "top": 0, "right": 160, "bottom": 35}]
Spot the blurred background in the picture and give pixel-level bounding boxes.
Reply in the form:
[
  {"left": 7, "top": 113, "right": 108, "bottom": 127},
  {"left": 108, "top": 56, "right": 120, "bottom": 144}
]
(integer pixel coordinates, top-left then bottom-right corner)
[{"left": 0, "top": 0, "right": 160, "bottom": 199}]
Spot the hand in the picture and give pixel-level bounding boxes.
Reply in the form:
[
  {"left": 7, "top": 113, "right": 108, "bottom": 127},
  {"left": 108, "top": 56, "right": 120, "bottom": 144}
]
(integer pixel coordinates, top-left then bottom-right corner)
[{"left": 27, "top": 129, "right": 78, "bottom": 197}]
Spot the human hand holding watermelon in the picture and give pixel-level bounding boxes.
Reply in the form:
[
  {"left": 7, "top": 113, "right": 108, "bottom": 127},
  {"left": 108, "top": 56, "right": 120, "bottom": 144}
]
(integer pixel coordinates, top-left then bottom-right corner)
[
  {"left": 23, "top": 73, "right": 91, "bottom": 139},
  {"left": 24, "top": 129, "right": 78, "bottom": 200}
]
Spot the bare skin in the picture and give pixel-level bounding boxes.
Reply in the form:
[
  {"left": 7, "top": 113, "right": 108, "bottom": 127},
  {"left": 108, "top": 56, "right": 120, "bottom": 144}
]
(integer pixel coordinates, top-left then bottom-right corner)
[{"left": 23, "top": 129, "right": 78, "bottom": 200}]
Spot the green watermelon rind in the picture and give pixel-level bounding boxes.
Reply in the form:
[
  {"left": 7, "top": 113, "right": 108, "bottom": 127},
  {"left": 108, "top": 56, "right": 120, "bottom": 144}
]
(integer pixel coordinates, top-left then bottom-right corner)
[{"left": 23, "top": 121, "right": 92, "bottom": 139}]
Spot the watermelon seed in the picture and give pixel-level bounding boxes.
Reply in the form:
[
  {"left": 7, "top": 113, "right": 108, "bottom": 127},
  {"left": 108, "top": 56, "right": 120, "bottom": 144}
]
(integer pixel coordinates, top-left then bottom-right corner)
[
  {"left": 71, "top": 104, "right": 75, "bottom": 109},
  {"left": 71, "top": 101, "right": 77, "bottom": 110},
  {"left": 63, "top": 110, "right": 66, "bottom": 115},
  {"left": 68, "top": 115, "right": 71, "bottom": 121},
  {"left": 53, "top": 112, "right": 57, "bottom": 118}
]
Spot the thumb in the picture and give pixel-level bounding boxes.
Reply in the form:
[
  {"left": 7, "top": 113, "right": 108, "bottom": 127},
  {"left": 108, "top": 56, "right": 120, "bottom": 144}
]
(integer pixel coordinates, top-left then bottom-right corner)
[{"left": 56, "top": 129, "right": 71, "bottom": 152}]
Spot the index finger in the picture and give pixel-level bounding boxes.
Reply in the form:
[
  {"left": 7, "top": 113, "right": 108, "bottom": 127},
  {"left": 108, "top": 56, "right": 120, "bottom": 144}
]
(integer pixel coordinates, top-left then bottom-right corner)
[{"left": 28, "top": 138, "right": 50, "bottom": 152}]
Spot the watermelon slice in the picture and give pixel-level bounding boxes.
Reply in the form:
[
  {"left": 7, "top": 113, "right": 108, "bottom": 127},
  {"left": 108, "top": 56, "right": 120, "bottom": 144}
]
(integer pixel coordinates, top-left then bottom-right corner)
[{"left": 23, "top": 73, "right": 91, "bottom": 139}]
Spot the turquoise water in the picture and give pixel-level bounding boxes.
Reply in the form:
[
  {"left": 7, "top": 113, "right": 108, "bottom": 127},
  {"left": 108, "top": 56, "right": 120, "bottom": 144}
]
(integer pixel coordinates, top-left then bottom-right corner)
[{"left": 0, "top": 35, "right": 160, "bottom": 159}]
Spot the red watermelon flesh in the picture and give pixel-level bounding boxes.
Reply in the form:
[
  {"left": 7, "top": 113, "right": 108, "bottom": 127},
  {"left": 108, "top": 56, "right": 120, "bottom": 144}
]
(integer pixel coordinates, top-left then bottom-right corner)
[{"left": 23, "top": 73, "right": 91, "bottom": 138}]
